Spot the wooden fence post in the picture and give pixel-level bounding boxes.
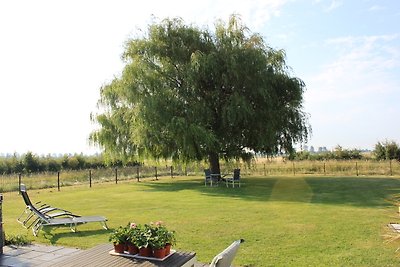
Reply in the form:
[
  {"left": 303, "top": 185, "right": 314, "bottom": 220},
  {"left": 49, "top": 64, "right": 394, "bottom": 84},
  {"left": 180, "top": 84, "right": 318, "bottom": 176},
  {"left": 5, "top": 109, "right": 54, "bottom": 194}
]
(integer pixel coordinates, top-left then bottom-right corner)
[
  {"left": 0, "top": 194, "right": 3, "bottom": 255},
  {"left": 170, "top": 166, "right": 174, "bottom": 178},
  {"left": 57, "top": 171, "right": 60, "bottom": 191},
  {"left": 115, "top": 168, "right": 118, "bottom": 184},
  {"left": 356, "top": 162, "right": 359, "bottom": 176},
  {"left": 89, "top": 170, "right": 92, "bottom": 188},
  {"left": 324, "top": 162, "right": 326, "bottom": 175},
  {"left": 390, "top": 160, "right": 393, "bottom": 176},
  {"left": 292, "top": 162, "right": 296, "bottom": 176},
  {"left": 136, "top": 166, "right": 140, "bottom": 182},
  {"left": 18, "top": 173, "right": 21, "bottom": 194},
  {"left": 155, "top": 167, "right": 158, "bottom": 180}
]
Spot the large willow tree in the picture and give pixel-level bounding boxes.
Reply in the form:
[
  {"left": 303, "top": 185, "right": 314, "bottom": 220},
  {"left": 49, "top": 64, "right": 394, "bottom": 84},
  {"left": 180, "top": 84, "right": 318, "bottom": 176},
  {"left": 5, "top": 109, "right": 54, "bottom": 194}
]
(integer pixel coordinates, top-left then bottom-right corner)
[{"left": 90, "top": 15, "right": 310, "bottom": 174}]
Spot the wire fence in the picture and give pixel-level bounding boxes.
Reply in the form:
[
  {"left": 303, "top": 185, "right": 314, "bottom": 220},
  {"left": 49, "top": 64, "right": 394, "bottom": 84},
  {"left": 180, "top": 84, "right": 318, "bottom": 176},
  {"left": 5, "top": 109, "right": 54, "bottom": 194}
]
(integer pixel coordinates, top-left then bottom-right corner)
[
  {"left": 0, "top": 164, "right": 205, "bottom": 193},
  {"left": 1, "top": 159, "right": 399, "bottom": 193},
  {"left": 248, "top": 159, "right": 400, "bottom": 177}
]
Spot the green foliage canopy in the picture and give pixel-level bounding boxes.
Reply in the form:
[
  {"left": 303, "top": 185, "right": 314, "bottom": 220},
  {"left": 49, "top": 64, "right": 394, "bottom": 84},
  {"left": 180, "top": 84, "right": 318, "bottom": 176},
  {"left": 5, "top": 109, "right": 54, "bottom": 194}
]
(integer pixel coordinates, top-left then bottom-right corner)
[
  {"left": 0, "top": 153, "right": 106, "bottom": 174},
  {"left": 374, "top": 140, "right": 400, "bottom": 160},
  {"left": 291, "top": 146, "right": 362, "bottom": 161},
  {"left": 90, "top": 16, "right": 310, "bottom": 171}
]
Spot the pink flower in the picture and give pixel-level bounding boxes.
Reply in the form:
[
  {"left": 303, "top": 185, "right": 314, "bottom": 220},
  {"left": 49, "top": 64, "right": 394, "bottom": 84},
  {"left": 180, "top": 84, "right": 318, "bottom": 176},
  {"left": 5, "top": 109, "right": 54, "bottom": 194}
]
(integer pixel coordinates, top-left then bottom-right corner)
[
  {"left": 155, "top": 221, "right": 163, "bottom": 226},
  {"left": 130, "top": 223, "right": 137, "bottom": 228}
]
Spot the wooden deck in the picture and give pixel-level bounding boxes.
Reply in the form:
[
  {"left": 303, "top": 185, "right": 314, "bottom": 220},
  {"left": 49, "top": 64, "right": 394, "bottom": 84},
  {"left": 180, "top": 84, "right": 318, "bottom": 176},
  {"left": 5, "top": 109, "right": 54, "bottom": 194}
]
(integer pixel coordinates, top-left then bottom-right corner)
[{"left": 52, "top": 243, "right": 196, "bottom": 267}]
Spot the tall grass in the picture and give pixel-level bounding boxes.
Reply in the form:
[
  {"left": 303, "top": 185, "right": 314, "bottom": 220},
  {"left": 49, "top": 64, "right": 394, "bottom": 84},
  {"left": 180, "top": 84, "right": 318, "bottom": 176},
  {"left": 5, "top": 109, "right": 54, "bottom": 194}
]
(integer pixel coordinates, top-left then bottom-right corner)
[
  {"left": 244, "top": 158, "right": 400, "bottom": 177},
  {"left": 1, "top": 159, "right": 399, "bottom": 193}
]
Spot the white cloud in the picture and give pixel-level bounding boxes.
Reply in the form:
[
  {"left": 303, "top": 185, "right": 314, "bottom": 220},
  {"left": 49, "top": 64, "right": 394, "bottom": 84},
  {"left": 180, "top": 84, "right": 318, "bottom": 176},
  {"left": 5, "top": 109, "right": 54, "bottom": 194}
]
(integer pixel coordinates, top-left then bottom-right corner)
[
  {"left": 326, "top": 0, "right": 343, "bottom": 12},
  {"left": 368, "top": 5, "right": 385, "bottom": 12},
  {"left": 312, "top": 0, "right": 343, "bottom": 12},
  {"left": 164, "top": 0, "right": 288, "bottom": 31},
  {"left": 307, "top": 34, "right": 400, "bottom": 104},
  {"left": 304, "top": 33, "right": 400, "bottom": 149}
]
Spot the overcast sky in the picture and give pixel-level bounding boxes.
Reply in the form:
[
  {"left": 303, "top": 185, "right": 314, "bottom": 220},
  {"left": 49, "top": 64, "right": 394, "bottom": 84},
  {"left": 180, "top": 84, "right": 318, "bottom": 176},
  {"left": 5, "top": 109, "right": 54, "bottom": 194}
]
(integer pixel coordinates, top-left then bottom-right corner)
[{"left": 0, "top": 0, "right": 399, "bottom": 155}]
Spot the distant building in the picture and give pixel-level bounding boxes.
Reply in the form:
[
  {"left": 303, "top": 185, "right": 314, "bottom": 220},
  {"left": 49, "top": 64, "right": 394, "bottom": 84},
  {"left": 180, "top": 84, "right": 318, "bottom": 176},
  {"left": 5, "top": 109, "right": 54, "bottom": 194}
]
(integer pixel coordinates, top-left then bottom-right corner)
[{"left": 318, "top": 147, "right": 328, "bottom": 153}]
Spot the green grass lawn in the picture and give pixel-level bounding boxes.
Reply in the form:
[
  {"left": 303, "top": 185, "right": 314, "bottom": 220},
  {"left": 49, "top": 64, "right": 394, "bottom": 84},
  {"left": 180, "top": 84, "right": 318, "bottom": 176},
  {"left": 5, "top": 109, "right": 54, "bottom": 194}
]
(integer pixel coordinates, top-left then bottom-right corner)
[{"left": 3, "top": 175, "right": 400, "bottom": 266}]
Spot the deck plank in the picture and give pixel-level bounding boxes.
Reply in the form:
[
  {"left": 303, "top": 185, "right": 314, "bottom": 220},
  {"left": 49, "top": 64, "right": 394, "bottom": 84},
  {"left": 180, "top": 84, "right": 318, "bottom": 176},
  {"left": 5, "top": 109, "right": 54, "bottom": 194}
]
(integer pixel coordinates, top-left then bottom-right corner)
[{"left": 52, "top": 243, "right": 196, "bottom": 267}]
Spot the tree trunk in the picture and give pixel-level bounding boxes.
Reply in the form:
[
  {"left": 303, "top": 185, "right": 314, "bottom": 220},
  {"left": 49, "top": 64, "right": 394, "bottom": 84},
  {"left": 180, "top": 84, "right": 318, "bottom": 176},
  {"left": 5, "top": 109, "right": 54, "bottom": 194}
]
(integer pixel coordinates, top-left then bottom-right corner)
[{"left": 209, "top": 152, "right": 221, "bottom": 175}]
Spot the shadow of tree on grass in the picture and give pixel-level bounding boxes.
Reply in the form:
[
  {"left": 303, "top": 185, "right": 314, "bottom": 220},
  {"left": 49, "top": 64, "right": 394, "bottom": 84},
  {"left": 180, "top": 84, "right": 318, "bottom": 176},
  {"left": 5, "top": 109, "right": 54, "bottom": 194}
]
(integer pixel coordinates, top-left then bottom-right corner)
[
  {"left": 138, "top": 176, "right": 400, "bottom": 207},
  {"left": 305, "top": 177, "right": 400, "bottom": 207},
  {"left": 138, "top": 177, "right": 278, "bottom": 202}
]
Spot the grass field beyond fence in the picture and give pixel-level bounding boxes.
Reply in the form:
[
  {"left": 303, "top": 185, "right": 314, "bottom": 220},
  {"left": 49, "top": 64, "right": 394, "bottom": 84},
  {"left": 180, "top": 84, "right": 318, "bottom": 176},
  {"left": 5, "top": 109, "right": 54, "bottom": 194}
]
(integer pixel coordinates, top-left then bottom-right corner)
[
  {"left": 3, "top": 174, "right": 400, "bottom": 266},
  {"left": 1, "top": 159, "right": 399, "bottom": 193}
]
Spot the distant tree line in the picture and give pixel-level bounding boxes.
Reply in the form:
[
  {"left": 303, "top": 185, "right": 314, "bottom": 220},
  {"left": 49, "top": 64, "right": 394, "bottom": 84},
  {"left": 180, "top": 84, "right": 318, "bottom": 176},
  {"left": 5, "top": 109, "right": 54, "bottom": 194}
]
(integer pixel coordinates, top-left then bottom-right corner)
[
  {"left": 0, "top": 152, "right": 139, "bottom": 175},
  {"left": 2, "top": 140, "right": 399, "bottom": 174},
  {"left": 290, "top": 145, "right": 362, "bottom": 161},
  {"left": 374, "top": 140, "right": 400, "bottom": 161},
  {"left": 291, "top": 140, "right": 400, "bottom": 161}
]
